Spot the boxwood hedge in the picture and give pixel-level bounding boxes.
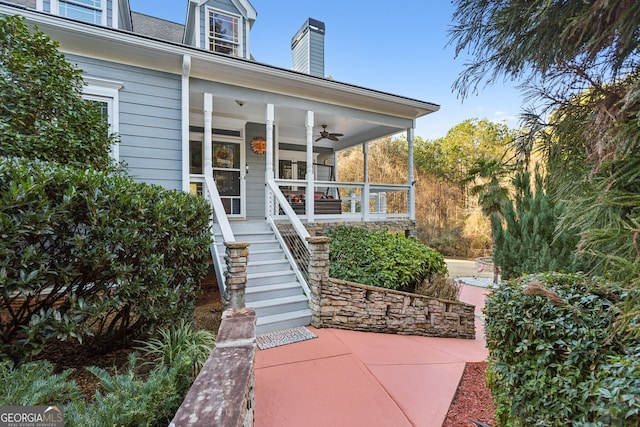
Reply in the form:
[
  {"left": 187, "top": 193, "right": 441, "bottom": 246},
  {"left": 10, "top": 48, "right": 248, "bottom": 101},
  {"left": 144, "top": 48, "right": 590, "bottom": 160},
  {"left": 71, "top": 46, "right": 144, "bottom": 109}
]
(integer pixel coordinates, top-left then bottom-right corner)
[
  {"left": 0, "top": 157, "right": 212, "bottom": 362},
  {"left": 485, "top": 272, "right": 640, "bottom": 426}
]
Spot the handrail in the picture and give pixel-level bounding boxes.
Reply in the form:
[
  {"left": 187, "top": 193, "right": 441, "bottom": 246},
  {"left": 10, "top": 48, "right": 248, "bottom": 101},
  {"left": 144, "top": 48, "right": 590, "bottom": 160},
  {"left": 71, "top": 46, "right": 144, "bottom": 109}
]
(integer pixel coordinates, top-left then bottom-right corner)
[
  {"left": 202, "top": 175, "right": 234, "bottom": 295},
  {"left": 267, "top": 179, "right": 311, "bottom": 248},
  {"left": 266, "top": 179, "right": 312, "bottom": 300},
  {"left": 204, "top": 175, "right": 235, "bottom": 244}
]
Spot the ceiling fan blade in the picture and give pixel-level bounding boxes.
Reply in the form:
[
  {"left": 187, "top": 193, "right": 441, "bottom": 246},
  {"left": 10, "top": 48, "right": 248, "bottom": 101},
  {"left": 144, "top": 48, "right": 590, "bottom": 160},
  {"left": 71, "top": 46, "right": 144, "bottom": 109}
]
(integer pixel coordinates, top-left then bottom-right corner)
[
  {"left": 330, "top": 133, "right": 344, "bottom": 137},
  {"left": 315, "top": 136, "right": 324, "bottom": 142},
  {"left": 328, "top": 135, "right": 339, "bottom": 141}
]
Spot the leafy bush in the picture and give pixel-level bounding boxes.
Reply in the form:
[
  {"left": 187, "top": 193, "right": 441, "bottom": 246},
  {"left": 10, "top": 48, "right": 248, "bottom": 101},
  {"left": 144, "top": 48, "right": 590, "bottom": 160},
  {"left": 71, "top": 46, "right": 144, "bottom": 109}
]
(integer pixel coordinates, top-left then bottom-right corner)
[
  {"left": 327, "top": 226, "right": 448, "bottom": 291},
  {"left": 0, "top": 157, "right": 212, "bottom": 362},
  {"left": 485, "top": 272, "right": 640, "bottom": 426},
  {"left": 0, "top": 15, "right": 116, "bottom": 170},
  {"left": 0, "top": 360, "right": 80, "bottom": 405}
]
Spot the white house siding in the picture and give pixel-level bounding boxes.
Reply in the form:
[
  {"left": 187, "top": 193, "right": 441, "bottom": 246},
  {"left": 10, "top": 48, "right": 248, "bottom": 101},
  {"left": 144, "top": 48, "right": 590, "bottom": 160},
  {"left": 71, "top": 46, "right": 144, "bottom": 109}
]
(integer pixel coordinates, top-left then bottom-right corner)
[{"left": 67, "top": 54, "right": 183, "bottom": 191}]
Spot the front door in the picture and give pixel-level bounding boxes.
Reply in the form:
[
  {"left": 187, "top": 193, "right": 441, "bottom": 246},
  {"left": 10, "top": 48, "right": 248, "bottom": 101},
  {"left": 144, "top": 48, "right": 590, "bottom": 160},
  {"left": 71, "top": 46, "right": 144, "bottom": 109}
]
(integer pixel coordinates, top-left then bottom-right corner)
[
  {"left": 212, "top": 140, "right": 243, "bottom": 216},
  {"left": 189, "top": 134, "right": 245, "bottom": 218}
]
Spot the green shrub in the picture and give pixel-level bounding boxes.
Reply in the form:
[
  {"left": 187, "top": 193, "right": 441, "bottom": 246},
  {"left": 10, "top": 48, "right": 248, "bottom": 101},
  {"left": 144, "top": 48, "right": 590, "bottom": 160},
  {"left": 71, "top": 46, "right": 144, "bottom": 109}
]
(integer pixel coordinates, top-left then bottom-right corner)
[
  {"left": 0, "top": 15, "right": 116, "bottom": 171},
  {"left": 65, "top": 353, "right": 191, "bottom": 427},
  {"left": 0, "top": 360, "right": 80, "bottom": 405},
  {"left": 0, "top": 157, "right": 212, "bottom": 362},
  {"left": 485, "top": 272, "right": 640, "bottom": 426},
  {"left": 327, "top": 226, "right": 447, "bottom": 291}
]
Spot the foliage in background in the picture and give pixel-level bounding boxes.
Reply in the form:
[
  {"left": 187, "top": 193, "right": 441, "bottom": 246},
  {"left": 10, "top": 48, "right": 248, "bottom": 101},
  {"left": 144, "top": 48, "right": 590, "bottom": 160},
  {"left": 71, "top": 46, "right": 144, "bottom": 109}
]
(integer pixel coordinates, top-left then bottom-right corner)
[
  {"left": 484, "top": 273, "right": 640, "bottom": 426},
  {"left": 415, "top": 118, "right": 511, "bottom": 184},
  {"left": 492, "top": 170, "right": 584, "bottom": 280},
  {"left": 450, "top": 0, "right": 640, "bottom": 337},
  {"left": 337, "top": 120, "right": 513, "bottom": 259},
  {"left": 327, "top": 226, "right": 447, "bottom": 292},
  {"left": 0, "top": 158, "right": 212, "bottom": 362},
  {"left": 0, "top": 15, "right": 115, "bottom": 170}
]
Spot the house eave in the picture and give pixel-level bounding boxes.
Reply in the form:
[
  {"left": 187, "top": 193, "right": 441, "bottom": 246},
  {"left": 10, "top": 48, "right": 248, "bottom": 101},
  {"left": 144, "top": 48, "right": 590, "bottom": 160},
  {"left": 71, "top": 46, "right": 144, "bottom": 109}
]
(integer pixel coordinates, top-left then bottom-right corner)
[{"left": 0, "top": 2, "right": 440, "bottom": 121}]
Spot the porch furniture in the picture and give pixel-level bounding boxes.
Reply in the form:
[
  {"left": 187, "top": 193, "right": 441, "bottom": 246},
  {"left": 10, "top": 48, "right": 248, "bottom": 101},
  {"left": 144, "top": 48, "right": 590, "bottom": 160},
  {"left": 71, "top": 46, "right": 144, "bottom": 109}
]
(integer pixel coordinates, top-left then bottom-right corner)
[{"left": 283, "top": 191, "right": 342, "bottom": 215}]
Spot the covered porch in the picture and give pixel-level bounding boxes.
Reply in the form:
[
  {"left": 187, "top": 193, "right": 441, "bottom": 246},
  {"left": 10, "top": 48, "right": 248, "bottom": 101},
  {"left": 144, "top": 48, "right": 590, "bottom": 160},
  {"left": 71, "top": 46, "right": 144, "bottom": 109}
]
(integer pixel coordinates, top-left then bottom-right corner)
[
  {"left": 181, "top": 61, "right": 438, "bottom": 331},
  {"left": 186, "top": 81, "right": 437, "bottom": 227}
]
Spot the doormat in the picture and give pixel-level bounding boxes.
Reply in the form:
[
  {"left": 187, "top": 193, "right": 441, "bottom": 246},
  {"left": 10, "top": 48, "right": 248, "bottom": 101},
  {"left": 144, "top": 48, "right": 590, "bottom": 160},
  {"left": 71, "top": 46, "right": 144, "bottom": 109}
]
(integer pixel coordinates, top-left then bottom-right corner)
[{"left": 256, "top": 326, "right": 317, "bottom": 350}]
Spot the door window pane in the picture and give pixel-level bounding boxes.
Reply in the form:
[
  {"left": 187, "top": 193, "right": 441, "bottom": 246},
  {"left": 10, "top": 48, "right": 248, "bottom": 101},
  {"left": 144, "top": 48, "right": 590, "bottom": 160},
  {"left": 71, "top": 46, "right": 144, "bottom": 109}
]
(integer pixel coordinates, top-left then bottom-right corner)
[
  {"left": 213, "top": 170, "right": 240, "bottom": 196},
  {"left": 213, "top": 142, "right": 240, "bottom": 169}
]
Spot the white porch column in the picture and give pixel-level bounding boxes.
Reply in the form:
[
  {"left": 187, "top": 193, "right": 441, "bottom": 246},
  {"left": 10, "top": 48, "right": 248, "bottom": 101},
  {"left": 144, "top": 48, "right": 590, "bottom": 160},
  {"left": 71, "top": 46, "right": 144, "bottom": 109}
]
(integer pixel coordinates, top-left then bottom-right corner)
[
  {"left": 363, "top": 141, "right": 370, "bottom": 221},
  {"left": 407, "top": 126, "right": 416, "bottom": 221},
  {"left": 265, "top": 104, "right": 275, "bottom": 180},
  {"left": 181, "top": 55, "right": 191, "bottom": 192},
  {"left": 306, "top": 111, "right": 315, "bottom": 223},
  {"left": 265, "top": 104, "right": 275, "bottom": 218},
  {"left": 203, "top": 93, "right": 213, "bottom": 178}
]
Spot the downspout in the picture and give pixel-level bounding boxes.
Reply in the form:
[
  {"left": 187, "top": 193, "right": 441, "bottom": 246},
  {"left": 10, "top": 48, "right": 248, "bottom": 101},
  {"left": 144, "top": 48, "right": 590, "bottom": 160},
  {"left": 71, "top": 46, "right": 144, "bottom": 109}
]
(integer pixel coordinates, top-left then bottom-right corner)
[
  {"left": 407, "top": 125, "right": 416, "bottom": 221},
  {"left": 181, "top": 55, "right": 191, "bottom": 192},
  {"left": 305, "top": 111, "right": 315, "bottom": 223}
]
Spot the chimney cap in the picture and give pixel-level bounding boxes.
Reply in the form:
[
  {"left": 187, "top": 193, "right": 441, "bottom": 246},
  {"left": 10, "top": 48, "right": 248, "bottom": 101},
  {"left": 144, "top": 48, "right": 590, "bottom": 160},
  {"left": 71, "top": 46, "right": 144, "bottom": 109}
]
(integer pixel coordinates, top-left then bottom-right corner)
[{"left": 291, "top": 17, "right": 325, "bottom": 47}]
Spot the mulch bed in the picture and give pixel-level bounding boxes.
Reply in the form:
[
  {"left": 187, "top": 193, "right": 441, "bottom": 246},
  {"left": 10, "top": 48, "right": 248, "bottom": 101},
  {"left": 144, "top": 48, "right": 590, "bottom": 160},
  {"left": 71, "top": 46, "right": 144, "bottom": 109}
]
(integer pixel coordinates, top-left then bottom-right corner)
[{"left": 443, "top": 361, "right": 497, "bottom": 427}]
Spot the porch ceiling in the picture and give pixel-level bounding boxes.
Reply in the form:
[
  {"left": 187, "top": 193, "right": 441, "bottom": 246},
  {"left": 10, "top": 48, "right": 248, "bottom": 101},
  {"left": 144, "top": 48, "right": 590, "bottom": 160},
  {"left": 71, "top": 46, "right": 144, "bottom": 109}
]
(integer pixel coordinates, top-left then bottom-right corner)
[{"left": 190, "top": 93, "right": 406, "bottom": 151}]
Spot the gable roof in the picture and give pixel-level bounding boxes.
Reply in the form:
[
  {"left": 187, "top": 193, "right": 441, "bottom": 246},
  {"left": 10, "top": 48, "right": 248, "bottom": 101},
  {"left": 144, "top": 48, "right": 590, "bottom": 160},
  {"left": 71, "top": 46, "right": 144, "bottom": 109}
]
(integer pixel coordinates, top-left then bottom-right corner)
[{"left": 131, "top": 12, "right": 184, "bottom": 44}]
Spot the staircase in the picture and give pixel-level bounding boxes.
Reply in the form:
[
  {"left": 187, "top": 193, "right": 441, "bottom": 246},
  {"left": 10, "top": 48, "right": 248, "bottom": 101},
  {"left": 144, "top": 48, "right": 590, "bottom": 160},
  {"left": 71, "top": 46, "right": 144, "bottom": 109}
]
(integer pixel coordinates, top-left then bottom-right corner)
[{"left": 212, "top": 220, "right": 312, "bottom": 334}]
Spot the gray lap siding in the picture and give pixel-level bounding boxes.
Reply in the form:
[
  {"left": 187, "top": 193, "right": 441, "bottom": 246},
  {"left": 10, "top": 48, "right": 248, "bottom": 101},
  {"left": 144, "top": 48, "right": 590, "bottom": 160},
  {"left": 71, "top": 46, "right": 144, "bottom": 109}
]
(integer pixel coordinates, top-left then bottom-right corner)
[{"left": 67, "top": 54, "right": 183, "bottom": 191}]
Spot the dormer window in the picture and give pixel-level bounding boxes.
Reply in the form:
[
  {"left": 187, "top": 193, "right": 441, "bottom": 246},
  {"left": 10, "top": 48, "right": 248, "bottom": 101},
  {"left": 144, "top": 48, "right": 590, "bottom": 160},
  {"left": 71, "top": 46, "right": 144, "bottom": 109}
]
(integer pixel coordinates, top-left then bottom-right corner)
[
  {"left": 53, "top": 0, "right": 105, "bottom": 25},
  {"left": 207, "top": 9, "right": 241, "bottom": 56}
]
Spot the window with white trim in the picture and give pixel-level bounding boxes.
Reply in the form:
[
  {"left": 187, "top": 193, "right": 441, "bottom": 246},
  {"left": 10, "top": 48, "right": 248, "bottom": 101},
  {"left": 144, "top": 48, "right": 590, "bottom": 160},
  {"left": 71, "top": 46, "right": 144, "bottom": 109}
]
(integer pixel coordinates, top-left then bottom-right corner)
[
  {"left": 53, "top": 0, "right": 105, "bottom": 25},
  {"left": 83, "top": 77, "right": 123, "bottom": 161},
  {"left": 207, "top": 9, "right": 241, "bottom": 56}
]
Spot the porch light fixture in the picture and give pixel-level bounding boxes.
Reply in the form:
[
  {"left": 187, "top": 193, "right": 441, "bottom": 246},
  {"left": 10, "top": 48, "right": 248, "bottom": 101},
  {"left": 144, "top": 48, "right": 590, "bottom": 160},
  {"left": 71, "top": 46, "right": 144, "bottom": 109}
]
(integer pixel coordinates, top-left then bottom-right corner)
[{"left": 251, "top": 136, "right": 267, "bottom": 155}]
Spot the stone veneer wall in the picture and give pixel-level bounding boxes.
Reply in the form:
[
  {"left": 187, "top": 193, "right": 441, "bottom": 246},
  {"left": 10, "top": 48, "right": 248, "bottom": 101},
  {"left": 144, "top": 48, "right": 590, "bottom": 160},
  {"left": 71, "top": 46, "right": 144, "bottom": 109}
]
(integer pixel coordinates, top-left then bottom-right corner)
[
  {"left": 170, "top": 308, "right": 256, "bottom": 427},
  {"left": 304, "top": 219, "right": 417, "bottom": 238},
  {"left": 317, "top": 278, "right": 476, "bottom": 339}
]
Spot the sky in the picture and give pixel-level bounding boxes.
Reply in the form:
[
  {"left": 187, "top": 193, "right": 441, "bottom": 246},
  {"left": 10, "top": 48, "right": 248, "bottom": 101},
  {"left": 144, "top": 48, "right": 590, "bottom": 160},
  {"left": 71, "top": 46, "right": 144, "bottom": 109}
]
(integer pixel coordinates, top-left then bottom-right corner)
[{"left": 129, "top": 0, "right": 527, "bottom": 140}]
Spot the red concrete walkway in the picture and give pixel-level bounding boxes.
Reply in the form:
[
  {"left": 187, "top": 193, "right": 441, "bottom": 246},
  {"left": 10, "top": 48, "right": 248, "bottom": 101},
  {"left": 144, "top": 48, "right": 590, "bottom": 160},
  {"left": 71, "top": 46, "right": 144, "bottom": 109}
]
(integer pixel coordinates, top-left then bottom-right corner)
[{"left": 254, "top": 285, "right": 490, "bottom": 427}]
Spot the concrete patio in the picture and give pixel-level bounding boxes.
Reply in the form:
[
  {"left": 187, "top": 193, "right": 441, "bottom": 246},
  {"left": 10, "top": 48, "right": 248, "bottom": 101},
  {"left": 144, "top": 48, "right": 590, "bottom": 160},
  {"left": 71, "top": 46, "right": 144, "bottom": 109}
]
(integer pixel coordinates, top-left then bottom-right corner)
[{"left": 254, "top": 284, "right": 490, "bottom": 426}]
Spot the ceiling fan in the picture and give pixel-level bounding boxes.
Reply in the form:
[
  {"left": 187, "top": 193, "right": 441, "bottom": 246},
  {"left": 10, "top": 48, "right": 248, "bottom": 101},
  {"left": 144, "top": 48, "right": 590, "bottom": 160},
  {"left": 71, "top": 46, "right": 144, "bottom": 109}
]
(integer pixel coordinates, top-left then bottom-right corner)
[{"left": 315, "top": 124, "right": 344, "bottom": 142}]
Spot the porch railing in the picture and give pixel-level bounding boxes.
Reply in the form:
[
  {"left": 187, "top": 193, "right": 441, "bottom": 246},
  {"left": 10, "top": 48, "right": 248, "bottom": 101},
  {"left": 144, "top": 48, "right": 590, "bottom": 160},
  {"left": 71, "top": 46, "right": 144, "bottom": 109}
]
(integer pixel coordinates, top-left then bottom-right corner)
[
  {"left": 266, "top": 179, "right": 311, "bottom": 299},
  {"left": 274, "top": 179, "right": 411, "bottom": 220},
  {"left": 192, "top": 175, "right": 235, "bottom": 295}
]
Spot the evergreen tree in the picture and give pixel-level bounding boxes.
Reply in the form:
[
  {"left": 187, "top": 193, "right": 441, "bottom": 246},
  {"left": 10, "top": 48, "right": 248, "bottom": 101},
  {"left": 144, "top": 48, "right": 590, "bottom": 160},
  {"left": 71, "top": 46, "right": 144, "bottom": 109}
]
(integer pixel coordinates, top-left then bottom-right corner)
[{"left": 492, "top": 170, "right": 583, "bottom": 280}]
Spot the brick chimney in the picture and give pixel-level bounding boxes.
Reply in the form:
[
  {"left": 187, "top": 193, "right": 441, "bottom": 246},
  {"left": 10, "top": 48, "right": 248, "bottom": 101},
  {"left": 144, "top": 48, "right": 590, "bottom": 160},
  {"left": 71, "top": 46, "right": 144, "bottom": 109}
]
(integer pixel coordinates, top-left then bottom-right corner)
[{"left": 291, "top": 18, "right": 325, "bottom": 78}]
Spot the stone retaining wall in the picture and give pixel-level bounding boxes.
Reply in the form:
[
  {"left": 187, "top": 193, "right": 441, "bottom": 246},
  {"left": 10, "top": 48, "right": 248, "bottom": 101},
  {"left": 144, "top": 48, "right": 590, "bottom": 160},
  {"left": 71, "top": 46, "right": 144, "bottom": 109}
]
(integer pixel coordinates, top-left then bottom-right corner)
[
  {"left": 306, "top": 236, "right": 475, "bottom": 340},
  {"left": 170, "top": 308, "right": 256, "bottom": 427},
  {"left": 305, "top": 219, "right": 417, "bottom": 238},
  {"left": 317, "top": 278, "right": 475, "bottom": 339}
]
